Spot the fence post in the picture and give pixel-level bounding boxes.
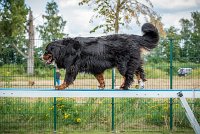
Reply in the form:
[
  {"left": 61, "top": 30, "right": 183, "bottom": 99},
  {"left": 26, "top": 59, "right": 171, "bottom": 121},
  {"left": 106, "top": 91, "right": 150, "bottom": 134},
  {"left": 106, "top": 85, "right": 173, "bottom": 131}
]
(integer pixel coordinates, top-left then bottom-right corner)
[
  {"left": 169, "top": 39, "right": 173, "bottom": 131},
  {"left": 111, "top": 68, "right": 115, "bottom": 132},
  {"left": 53, "top": 67, "right": 57, "bottom": 134}
]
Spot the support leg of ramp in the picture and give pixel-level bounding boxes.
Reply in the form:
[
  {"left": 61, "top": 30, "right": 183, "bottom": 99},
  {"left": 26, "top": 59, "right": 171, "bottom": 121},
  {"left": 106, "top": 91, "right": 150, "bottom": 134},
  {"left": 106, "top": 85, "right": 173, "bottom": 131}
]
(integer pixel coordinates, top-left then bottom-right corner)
[{"left": 177, "top": 92, "right": 200, "bottom": 134}]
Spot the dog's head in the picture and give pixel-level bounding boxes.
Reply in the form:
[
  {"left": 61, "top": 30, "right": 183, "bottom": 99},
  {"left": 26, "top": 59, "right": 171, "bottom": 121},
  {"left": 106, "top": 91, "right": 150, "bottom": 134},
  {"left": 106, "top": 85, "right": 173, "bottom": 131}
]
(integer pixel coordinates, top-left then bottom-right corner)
[
  {"left": 42, "top": 40, "right": 64, "bottom": 64},
  {"left": 42, "top": 38, "right": 81, "bottom": 65}
]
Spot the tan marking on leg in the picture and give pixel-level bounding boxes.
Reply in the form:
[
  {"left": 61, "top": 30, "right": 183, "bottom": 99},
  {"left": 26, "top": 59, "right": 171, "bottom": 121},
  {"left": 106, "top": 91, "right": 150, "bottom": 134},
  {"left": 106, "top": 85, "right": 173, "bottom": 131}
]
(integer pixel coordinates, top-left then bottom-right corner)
[
  {"left": 95, "top": 73, "right": 105, "bottom": 89},
  {"left": 55, "top": 82, "right": 70, "bottom": 90},
  {"left": 120, "top": 76, "right": 126, "bottom": 89},
  {"left": 136, "top": 72, "right": 141, "bottom": 84}
]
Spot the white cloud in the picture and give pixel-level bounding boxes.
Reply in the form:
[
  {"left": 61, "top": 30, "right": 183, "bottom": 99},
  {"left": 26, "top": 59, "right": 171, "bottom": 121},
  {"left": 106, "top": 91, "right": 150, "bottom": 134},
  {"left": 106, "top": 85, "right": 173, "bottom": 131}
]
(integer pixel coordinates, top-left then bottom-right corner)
[
  {"left": 59, "top": 7, "right": 95, "bottom": 36},
  {"left": 57, "top": 0, "right": 78, "bottom": 9},
  {"left": 151, "top": 0, "right": 199, "bottom": 9},
  {"left": 162, "top": 12, "right": 191, "bottom": 28},
  {"left": 149, "top": 0, "right": 199, "bottom": 30},
  {"left": 26, "top": 0, "right": 200, "bottom": 37}
]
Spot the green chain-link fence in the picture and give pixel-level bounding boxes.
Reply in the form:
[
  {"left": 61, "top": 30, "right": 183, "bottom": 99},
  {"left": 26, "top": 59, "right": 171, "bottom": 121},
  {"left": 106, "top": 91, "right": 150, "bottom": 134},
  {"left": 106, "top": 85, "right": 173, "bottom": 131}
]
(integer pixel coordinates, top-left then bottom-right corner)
[{"left": 0, "top": 39, "right": 199, "bottom": 133}]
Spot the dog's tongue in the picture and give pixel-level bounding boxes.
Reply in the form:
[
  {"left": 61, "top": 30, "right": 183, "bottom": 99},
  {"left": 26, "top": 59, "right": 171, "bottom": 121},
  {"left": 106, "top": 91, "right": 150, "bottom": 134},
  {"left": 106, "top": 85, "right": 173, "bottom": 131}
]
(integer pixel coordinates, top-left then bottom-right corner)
[
  {"left": 46, "top": 60, "right": 51, "bottom": 64},
  {"left": 46, "top": 58, "right": 52, "bottom": 64}
]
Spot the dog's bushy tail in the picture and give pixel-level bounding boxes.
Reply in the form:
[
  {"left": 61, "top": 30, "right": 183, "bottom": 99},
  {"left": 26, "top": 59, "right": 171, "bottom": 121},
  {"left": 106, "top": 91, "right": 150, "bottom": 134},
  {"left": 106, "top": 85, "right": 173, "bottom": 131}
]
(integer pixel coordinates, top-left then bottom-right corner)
[{"left": 140, "top": 23, "right": 159, "bottom": 50}]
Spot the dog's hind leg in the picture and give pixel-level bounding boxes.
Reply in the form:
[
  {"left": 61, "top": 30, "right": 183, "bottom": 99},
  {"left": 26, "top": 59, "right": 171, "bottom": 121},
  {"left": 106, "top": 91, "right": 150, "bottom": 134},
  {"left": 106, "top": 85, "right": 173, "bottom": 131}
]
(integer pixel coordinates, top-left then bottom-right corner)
[
  {"left": 116, "top": 63, "right": 127, "bottom": 89},
  {"left": 135, "top": 66, "right": 147, "bottom": 89},
  {"left": 94, "top": 73, "right": 105, "bottom": 89},
  {"left": 135, "top": 71, "right": 144, "bottom": 89},
  {"left": 135, "top": 65, "right": 147, "bottom": 82},
  {"left": 120, "top": 76, "right": 126, "bottom": 89},
  {"left": 122, "top": 59, "right": 139, "bottom": 90}
]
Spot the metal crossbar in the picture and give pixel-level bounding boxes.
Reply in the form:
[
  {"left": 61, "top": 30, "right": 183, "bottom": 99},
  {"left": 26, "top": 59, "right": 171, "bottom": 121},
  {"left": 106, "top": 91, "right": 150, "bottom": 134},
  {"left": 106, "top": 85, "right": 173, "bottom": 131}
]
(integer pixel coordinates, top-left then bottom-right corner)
[{"left": 0, "top": 88, "right": 200, "bottom": 98}]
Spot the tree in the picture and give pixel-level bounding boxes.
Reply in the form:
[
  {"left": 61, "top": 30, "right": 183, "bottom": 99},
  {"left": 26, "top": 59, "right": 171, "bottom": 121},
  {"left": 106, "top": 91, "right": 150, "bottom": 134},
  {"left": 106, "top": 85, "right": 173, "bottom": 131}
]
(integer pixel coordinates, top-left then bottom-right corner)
[
  {"left": 79, "top": 0, "right": 160, "bottom": 34},
  {"left": 162, "top": 27, "right": 181, "bottom": 61},
  {"left": 0, "top": 0, "right": 28, "bottom": 65},
  {"left": 36, "top": 0, "right": 66, "bottom": 48},
  {"left": 26, "top": 10, "right": 35, "bottom": 74},
  {"left": 180, "top": 11, "right": 200, "bottom": 63},
  {"left": 179, "top": 18, "right": 192, "bottom": 61},
  {"left": 145, "top": 43, "right": 165, "bottom": 63},
  {"left": 0, "top": 0, "right": 36, "bottom": 74},
  {"left": 190, "top": 12, "right": 200, "bottom": 63},
  {"left": 0, "top": 0, "right": 28, "bottom": 38}
]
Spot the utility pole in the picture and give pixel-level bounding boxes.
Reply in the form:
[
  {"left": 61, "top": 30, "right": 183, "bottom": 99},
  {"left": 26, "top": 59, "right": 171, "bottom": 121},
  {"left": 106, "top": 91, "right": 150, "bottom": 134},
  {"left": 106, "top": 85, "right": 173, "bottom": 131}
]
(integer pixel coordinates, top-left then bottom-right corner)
[{"left": 27, "top": 10, "right": 35, "bottom": 75}]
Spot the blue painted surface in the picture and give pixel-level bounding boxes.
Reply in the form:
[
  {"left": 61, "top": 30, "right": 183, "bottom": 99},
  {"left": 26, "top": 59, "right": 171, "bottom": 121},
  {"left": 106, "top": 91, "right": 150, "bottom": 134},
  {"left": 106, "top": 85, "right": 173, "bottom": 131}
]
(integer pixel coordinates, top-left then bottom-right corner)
[{"left": 0, "top": 88, "right": 200, "bottom": 92}]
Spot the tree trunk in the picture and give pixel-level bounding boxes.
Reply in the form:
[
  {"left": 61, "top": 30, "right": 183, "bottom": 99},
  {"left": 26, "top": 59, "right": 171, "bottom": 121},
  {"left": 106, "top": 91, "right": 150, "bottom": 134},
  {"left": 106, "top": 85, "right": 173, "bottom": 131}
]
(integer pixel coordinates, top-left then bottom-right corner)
[
  {"left": 114, "top": 0, "right": 121, "bottom": 34},
  {"left": 113, "top": 0, "right": 121, "bottom": 87},
  {"left": 27, "top": 10, "right": 35, "bottom": 75}
]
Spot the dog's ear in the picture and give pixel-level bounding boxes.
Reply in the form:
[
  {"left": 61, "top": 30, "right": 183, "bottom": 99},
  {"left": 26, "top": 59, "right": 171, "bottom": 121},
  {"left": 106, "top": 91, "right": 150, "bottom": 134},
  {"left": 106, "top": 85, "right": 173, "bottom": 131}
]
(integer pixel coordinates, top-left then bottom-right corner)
[
  {"left": 63, "top": 38, "right": 81, "bottom": 50},
  {"left": 47, "top": 44, "right": 61, "bottom": 60}
]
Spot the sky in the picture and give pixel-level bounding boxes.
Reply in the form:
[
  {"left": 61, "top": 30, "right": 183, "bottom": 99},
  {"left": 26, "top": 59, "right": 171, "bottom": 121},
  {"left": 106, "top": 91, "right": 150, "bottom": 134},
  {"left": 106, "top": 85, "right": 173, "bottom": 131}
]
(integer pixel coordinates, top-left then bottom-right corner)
[{"left": 25, "top": 0, "right": 200, "bottom": 38}]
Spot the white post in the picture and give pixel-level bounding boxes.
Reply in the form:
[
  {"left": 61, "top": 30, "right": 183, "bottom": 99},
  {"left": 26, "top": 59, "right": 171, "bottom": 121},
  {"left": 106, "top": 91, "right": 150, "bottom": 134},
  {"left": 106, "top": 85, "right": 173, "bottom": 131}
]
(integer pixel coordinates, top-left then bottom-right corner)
[{"left": 178, "top": 92, "right": 200, "bottom": 134}]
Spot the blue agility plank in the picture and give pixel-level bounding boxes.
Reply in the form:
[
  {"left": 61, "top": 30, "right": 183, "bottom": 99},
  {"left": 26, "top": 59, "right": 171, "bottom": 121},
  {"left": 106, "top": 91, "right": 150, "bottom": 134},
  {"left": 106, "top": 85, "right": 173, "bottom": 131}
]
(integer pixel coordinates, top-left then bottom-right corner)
[{"left": 0, "top": 88, "right": 200, "bottom": 98}]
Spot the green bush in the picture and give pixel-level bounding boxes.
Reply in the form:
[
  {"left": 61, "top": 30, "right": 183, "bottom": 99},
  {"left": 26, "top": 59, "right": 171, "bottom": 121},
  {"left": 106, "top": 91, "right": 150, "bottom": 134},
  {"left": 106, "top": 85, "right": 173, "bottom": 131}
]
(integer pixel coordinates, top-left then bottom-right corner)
[
  {"left": 35, "top": 67, "right": 53, "bottom": 77},
  {"left": 0, "top": 64, "right": 25, "bottom": 82},
  {"left": 144, "top": 67, "right": 168, "bottom": 79},
  {"left": 144, "top": 99, "right": 169, "bottom": 126}
]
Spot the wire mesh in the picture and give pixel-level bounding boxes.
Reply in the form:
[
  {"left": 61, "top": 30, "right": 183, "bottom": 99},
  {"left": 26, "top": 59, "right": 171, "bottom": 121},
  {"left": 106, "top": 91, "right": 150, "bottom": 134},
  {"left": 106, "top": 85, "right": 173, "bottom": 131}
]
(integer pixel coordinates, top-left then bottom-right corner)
[
  {"left": 0, "top": 38, "right": 199, "bottom": 133},
  {"left": 0, "top": 97, "right": 198, "bottom": 133}
]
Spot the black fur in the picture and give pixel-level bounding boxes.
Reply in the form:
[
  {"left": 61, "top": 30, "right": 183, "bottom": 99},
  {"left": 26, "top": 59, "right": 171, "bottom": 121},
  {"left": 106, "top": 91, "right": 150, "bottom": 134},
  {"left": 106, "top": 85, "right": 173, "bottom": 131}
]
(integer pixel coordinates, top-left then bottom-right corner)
[{"left": 44, "top": 23, "right": 159, "bottom": 89}]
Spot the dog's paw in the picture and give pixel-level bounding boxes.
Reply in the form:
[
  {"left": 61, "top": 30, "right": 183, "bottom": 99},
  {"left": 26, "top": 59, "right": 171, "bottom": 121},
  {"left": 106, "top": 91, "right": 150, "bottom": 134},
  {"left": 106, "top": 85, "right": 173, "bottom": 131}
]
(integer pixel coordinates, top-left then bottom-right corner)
[
  {"left": 98, "top": 84, "right": 105, "bottom": 90},
  {"left": 138, "top": 80, "right": 145, "bottom": 89},
  {"left": 119, "top": 85, "right": 129, "bottom": 90},
  {"left": 55, "top": 84, "right": 67, "bottom": 90},
  {"left": 55, "top": 86, "right": 65, "bottom": 90},
  {"left": 120, "top": 84, "right": 124, "bottom": 89}
]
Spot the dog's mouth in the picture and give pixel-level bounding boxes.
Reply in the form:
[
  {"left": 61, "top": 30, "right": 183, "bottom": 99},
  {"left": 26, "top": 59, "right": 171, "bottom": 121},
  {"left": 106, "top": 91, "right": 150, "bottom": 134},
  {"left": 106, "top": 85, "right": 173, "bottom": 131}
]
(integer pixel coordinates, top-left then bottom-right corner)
[{"left": 43, "top": 54, "right": 54, "bottom": 64}]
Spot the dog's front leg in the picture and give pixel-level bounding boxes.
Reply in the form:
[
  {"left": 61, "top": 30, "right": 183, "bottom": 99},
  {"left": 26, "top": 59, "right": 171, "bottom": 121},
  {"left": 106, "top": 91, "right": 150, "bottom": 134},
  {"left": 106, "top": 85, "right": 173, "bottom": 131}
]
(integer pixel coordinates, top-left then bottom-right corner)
[
  {"left": 55, "top": 82, "right": 70, "bottom": 90},
  {"left": 94, "top": 73, "right": 105, "bottom": 89},
  {"left": 55, "top": 66, "right": 78, "bottom": 90}
]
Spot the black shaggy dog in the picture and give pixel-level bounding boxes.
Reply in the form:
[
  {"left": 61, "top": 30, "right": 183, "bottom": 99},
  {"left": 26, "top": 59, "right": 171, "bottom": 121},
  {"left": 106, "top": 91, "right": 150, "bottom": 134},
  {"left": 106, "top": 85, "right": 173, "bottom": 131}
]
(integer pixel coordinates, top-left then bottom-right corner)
[{"left": 43, "top": 23, "right": 159, "bottom": 90}]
